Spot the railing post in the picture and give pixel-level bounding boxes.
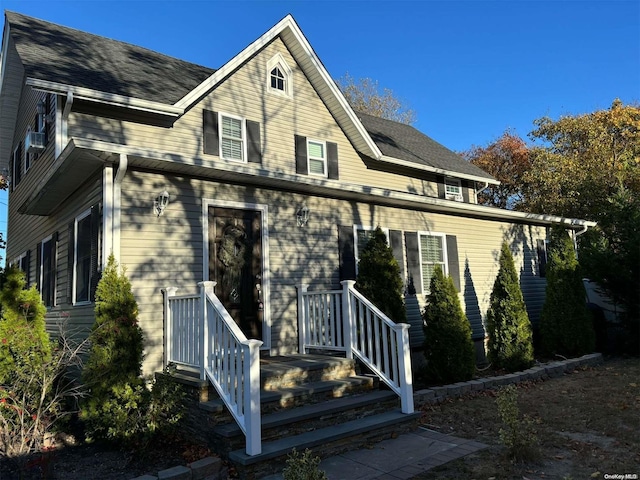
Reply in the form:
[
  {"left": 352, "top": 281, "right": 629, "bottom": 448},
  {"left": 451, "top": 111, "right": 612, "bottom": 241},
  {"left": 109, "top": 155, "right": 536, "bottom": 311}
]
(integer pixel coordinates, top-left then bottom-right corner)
[
  {"left": 198, "top": 281, "right": 216, "bottom": 380},
  {"left": 244, "top": 339, "right": 263, "bottom": 456},
  {"left": 296, "top": 284, "right": 309, "bottom": 354},
  {"left": 395, "top": 323, "right": 414, "bottom": 414},
  {"left": 341, "top": 280, "right": 356, "bottom": 359},
  {"left": 162, "top": 287, "right": 178, "bottom": 370}
]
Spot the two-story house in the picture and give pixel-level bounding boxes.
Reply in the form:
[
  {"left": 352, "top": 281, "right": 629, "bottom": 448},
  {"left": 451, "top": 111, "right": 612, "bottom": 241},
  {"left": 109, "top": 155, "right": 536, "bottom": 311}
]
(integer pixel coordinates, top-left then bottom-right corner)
[{"left": 1, "top": 11, "right": 594, "bottom": 457}]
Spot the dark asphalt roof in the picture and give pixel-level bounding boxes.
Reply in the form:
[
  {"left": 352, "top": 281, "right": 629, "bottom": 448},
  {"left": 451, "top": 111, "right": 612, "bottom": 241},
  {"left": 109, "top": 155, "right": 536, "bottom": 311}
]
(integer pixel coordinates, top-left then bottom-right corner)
[
  {"left": 358, "top": 113, "right": 495, "bottom": 180},
  {"left": 5, "top": 11, "right": 216, "bottom": 104}
]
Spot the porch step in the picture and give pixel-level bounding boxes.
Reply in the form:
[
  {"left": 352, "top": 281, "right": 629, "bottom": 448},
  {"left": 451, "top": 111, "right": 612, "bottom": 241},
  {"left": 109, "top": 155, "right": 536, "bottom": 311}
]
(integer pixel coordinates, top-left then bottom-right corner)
[
  {"left": 260, "top": 354, "right": 356, "bottom": 390},
  {"left": 228, "top": 409, "right": 421, "bottom": 478}
]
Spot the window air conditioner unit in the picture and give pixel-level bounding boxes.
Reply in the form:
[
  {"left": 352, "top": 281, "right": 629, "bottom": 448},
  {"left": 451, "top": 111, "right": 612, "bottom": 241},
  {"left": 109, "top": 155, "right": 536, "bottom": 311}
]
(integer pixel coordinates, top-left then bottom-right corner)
[
  {"left": 25, "top": 131, "right": 45, "bottom": 153},
  {"left": 445, "top": 193, "right": 463, "bottom": 202}
]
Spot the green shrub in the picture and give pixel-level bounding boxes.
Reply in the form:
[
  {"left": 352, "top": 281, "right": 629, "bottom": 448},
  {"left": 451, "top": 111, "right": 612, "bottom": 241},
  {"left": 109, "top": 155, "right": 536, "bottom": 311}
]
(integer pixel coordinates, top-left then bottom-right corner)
[
  {"left": 496, "top": 385, "right": 539, "bottom": 462},
  {"left": 541, "top": 227, "right": 595, "bottom": 357},
  {"left": 422, "top": 265, "right": 475, "bottom": 384},
  {"left": 486, "top": 243, "right": 534, "bottom": 372},
  {"left": 282, "top": 448, "right": 328, "bottom": 480},
  {"left": 356, "top": 227, "right": 406, "bottom": 323},
  {"left": 81, "top": 255, "right": 184, "bottom": 445}
]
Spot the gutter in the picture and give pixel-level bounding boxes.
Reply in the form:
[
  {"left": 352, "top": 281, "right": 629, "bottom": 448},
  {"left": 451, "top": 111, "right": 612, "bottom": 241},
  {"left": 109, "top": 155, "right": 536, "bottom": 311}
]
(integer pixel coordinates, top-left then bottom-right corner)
[{"left": 379, "top": 155, "right": 500, "bottom": 185}]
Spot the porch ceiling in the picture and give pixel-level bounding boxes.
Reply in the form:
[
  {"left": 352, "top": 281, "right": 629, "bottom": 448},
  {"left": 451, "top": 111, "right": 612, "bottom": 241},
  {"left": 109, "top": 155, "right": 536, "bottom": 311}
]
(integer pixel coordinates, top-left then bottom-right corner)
[{"left": 18, "top": 139, "right": 108, "bottom": 215}]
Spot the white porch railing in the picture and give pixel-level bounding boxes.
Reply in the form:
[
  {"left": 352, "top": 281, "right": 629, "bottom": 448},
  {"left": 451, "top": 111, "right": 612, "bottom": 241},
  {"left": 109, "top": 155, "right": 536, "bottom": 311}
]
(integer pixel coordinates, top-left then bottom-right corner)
[
  {"left": 163, "top": 282, "right": 262, "bottom": 456},
  {"left": 297, "top": 280, "right": 414, "bottom": 414}
]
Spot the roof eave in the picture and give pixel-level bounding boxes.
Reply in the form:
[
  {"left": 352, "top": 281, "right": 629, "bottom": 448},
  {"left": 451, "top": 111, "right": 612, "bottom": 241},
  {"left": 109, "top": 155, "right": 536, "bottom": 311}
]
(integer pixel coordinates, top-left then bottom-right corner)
[
  {"left": 26, "top": 78, "right": 184, "bottom": 117},
  {"left": 379, "top": 155, "right": 500, "bottom": 185}
]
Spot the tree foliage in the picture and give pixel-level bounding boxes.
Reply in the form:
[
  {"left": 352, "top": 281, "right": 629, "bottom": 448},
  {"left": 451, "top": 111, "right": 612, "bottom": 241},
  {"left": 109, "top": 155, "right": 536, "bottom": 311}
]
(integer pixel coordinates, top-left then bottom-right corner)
[
  {"left": 422, "top": 265, "right": 475, "bottom": 384},
  {"left": 356, "top": 227, "right": 406, "bottom": 323},
  {"left": 540, "top": 227, "right": 595, "bottom": 357},
  {"left": 524, "top": 99, "right": 640, "bottom": 219},
  {"left": 337, "top": 73, "right": 417, "bottom": 125},
  {"left": 461, "top": 130, "right": 531, "bottom": 209},
  {"left": 486, "top": 244, "right": 534, "bottom": 372}
]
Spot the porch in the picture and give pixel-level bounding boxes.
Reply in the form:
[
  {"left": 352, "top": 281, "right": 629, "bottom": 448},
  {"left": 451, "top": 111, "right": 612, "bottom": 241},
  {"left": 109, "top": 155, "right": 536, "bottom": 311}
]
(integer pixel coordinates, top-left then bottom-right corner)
[{"left": 161, "top": 280, "right": 415, "bottom": 462}]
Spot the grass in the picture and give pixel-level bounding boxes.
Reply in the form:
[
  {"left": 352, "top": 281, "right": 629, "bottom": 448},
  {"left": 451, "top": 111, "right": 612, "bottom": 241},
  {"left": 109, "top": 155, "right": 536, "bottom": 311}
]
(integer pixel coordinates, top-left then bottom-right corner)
[{"left": 414, "top": 357, "right": 640, "bottom": 479}]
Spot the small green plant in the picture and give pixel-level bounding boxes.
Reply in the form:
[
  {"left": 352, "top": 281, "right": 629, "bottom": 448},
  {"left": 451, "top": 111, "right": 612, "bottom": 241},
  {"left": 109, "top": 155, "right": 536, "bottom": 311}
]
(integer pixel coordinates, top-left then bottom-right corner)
[
  {"left": 496, "top": 385, "right": 539, "bottom": 462},
  {"left": 282, "top": 448, "right": 328, "bottom": 480},
  {"left": 486, "top": 243, "right": 534, "bottom": 372},
  {"left": 356, "top": 226, "right": 406, "bottom": 323},
  {"left": 422, "top": 265, "right": 476, "bottom": 384}
]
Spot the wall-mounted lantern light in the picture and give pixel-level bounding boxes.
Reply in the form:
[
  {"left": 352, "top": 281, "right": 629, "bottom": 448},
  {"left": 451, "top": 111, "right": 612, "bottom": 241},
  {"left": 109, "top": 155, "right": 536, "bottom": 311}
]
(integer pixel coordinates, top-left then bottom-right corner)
[
  {"left": 154, "top": 190, "right": 170, "bottom": 217},
  {"left": 296, "top": 204, "right": 309, "bottom": 227}
]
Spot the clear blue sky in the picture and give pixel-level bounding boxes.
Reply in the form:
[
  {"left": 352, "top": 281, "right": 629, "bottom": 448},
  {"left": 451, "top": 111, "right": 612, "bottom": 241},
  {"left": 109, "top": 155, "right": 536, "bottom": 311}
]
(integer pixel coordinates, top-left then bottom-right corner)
[{"left": 1, "top": 0, "right": 639, "bottom": 263}]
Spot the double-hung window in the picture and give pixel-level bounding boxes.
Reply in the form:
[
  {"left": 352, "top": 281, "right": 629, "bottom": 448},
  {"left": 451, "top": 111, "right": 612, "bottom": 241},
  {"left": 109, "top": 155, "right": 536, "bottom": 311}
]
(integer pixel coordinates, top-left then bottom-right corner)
[
  {"left": 307, "top": 140, "right": 327, "bottom": 177},
  {"left": 419, "top": 232, "right": 448, "bottom": 291},
  {"left": 220, "top": 114, "right": 245, "bottom": 162},
  {"left": 73, "top": 209, "right": 92, "bottom": 304}
]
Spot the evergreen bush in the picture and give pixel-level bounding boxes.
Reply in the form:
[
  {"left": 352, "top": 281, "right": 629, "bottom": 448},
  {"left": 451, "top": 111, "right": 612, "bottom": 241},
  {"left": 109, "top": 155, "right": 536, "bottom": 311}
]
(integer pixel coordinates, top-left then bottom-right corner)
[
  {"left": 282, "top": 448, "right": 328, "bottom": 480},
  {"left": 81, "top": 255, "right": 184, "bottom": 445},
  {"left": 486, "top": 243, "right": 534, "bottom": 372},
  {"left": 540, "top": 227, "right": 595, "bottom": 357},
  {"left": 422, "top": 265, "right": 475, "bottom": 384},
  {"left": 356, "top": 227, "right": 406, "bottom": 323}
]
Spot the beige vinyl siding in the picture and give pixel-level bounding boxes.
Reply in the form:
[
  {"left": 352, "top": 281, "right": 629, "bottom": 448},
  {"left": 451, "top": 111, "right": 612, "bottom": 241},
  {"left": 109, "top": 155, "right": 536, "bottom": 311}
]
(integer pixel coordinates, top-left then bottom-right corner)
[
  {"left": 119, "top": 169, "right": 546, "bottom": 375},
  {"left": 67, "top": 37, "right": 442, "bottom": 201}
]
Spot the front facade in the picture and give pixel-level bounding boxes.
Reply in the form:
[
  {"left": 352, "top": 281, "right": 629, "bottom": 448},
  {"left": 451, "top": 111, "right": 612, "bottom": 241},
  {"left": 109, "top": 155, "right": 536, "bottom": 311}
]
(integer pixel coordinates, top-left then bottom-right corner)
[{"left": 1, "top": 12, "right": 593, "bottom": 374}]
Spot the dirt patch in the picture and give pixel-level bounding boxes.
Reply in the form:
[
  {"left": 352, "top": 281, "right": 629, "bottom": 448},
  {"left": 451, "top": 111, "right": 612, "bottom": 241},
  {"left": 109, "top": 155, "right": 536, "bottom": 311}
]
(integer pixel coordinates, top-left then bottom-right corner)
[{"left": 414, "top": 357, "right": 640, "bottom": 479}]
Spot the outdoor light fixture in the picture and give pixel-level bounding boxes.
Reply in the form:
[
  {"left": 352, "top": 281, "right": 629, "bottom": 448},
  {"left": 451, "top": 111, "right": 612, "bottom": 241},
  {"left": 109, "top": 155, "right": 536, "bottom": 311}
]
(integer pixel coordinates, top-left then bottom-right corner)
[
  {"left": 296, "top": 204, "right": 309, "bottom": 227},
  {"left": 154, "top": 190, "right": 170, "bottom": 217}
]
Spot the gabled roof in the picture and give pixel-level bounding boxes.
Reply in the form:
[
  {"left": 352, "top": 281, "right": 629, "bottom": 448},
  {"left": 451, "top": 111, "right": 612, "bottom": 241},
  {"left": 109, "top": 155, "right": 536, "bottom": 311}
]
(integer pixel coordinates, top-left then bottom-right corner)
[
  {"left": 5, "top": 11, "right": 215, "bottom": 104},
  {"left": 358, "top": 113, "right": 496, "bottom": 183}
]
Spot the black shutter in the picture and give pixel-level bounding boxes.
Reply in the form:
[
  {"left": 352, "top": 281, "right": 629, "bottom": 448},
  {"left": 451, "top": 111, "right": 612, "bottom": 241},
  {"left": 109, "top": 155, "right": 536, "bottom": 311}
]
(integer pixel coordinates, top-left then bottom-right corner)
[
  {"left": 436, "top": 175, "right": 445, "bottom": 199},
  {"left": 24, "top": 250, "right": 31, "bottom": 287},
  {"left": 295, "top": 135, "right": 308, "bottom": 175},
  {"left": 67, "top": 221, "right": 75, "bottom": 304},
  {"left": 36, "top": 242, "right": 42, "bottom": 292},
  {"left": 405, "top": 232, "right": 422, "bottom": 294},
  {"left": 14, "top": 142, "right": 22, "bottom": 187},
  {"left": 50, "top": 232, "right": 58, "bottom": 307},
  {"left": 246, "top": 120, "right": 262, "bottom": 164},
  {"left": 338, "top": 225, "right": 356, "bottom": 281},
  {"left": 89, "top": 204, "right": 101, "bottom": 302},
  {"left": 9, "top": 149, "right": 14, "bottom": 192},
  {"left": 327, "top": 142, "right": 339, "bottom": 180},
  {"left": 203, "top": 110, "right": 219, "bottom": 155},
  {"left": 389, "top": 230, "right": 405, "bottom": 284},
  {"left": 537, "top": 239, "right": 547, "bottom": 277},
  {"left": 446, "top": 235, "right": 461, "bottom": 291}
]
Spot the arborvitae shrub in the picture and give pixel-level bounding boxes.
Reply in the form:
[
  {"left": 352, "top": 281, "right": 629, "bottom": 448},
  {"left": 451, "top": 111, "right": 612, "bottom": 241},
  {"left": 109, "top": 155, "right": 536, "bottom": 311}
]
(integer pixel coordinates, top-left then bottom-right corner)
[
  {"left": 0, "top": 266, "right": 51, "bottom": 384},
  {"left": 486, "top": 243, "right": 534, "bottom": 372},
  {"left": 540, "top": 227, "right": 595, "bottom": 356},
  {"left": 356, "top": 226, "right": 406, "bottom": 323},
  {"left": 422, "top": 265, "right": 475, "bottom": 384}
]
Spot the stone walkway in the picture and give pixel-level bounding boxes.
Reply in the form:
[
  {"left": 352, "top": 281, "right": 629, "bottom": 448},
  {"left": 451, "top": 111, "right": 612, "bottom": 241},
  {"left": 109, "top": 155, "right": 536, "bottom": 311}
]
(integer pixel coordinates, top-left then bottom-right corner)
[{"left": 264, "top": 427, "right": 487, "bottom": 480}]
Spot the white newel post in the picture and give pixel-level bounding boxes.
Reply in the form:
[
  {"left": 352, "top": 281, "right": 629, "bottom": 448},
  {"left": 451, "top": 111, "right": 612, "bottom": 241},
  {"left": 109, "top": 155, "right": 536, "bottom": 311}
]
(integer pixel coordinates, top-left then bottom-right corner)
[
  {"left": 296, "top": 284, "right": 309, "bottom": 354},
  {"left": 198, "top": 281, "right": 216, "bottom": 380},
  {"left": 341, "top": 280, "right": 356, "bottom": 359},
  {"left": 162, "top": 287, "right": 178, "bottom": 370},
  {"left": 394, "top": 323, "right": 414, "bottom": 414},
  {"left": 244, "top": 339, "right": 263, "bottom": 456}
]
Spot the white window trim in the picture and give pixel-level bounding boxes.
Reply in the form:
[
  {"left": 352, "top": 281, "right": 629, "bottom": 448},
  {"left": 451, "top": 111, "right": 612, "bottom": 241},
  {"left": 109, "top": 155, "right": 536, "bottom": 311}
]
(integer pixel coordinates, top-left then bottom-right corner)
[
  {"left": 418, "top": 231, "right": 448, "bottom": 294},
  {"left": 39, "top": 234, "right": 56, "bottom": 307},
  {"left": 266, "top": 53, "right": 293, "bottom": 98},
  {"left": 73, "top": 208, "right": 92, "bottom": 306},
  {"left": 307, "top": 138, "right": 327, "bottom": 178},
  {"left": 353, "top": 225, "right": 390, "bottom": 274},
  {"left": 445, "top": 178, "right": 462, "bottom": 195},
  {"left": 218, "top": 112, "right": 247, "bottom": 163},
  {"left": 11, "top": 252, "right": 27, "bottom": 270}
]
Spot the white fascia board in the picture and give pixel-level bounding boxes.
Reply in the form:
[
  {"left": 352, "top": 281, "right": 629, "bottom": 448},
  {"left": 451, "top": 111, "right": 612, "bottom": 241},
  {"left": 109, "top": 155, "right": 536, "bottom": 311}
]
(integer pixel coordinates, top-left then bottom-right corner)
[
  {"left": 379, "top": 155, "right": 501, "bottom": 185},
  {"left": 174, "top": 15, "right": 382, "bottom": 159},
  {"left": 73, "top": 137, "right": 595, "bottom": 230},
  {"left": 0, "top": 18, "right": 10, "bottom": 96},
  {"left": 25, "top": 78, "right": 183, "bottom": 116}
]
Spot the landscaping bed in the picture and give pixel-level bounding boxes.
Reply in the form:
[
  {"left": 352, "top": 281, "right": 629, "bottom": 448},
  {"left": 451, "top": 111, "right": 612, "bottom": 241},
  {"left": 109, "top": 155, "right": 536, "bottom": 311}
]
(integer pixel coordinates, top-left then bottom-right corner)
[{"left": 414, "top": 357, "right": 640, "bottom": 479}]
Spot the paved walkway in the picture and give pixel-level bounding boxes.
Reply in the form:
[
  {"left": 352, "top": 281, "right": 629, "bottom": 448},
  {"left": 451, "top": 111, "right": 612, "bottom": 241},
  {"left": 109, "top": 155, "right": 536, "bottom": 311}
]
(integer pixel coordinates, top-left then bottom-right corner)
[{"left": 264, "top": 427, "right": 487, "bottom": 480}]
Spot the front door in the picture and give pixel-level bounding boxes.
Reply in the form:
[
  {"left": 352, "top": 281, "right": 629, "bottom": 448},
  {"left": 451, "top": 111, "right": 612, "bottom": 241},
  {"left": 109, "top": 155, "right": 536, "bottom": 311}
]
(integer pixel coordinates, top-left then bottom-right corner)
[{"left": 208, "top": 207, "right": 263, "bottom": 340}]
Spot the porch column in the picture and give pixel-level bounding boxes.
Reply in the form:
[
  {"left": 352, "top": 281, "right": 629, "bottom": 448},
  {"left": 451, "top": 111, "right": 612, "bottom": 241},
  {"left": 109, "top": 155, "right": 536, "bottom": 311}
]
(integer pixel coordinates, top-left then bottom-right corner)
[
  {"left": 161, "top": 287, "right": 178, "bottom": 370},
  {"left": 296, "top": 284, "right": 309, "bottom": 354},
  {"left": 198, "top": 281, "right": 216, "bottom": 380}
]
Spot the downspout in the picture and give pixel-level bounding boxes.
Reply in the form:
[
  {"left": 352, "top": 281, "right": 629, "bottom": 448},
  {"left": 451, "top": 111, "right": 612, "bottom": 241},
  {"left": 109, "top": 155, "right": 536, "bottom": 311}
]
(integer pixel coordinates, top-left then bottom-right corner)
[
  {"left": 475, "top": 181, "right": 489, "bottom": 204},
  {"left": 112, "top": 153, "right": 128, "bottom": 263},
  {"left": 572, "top": 222, "right": 590, "bottom": 259}
]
